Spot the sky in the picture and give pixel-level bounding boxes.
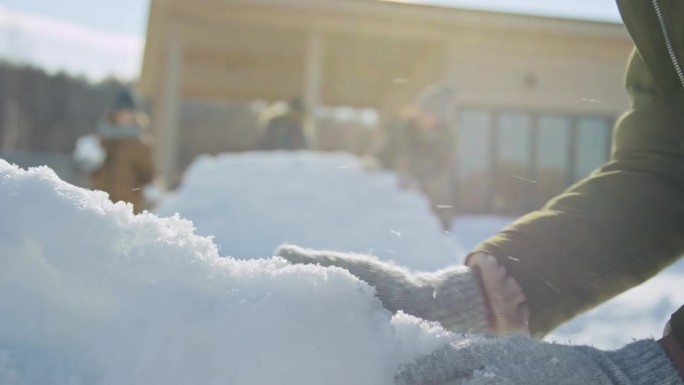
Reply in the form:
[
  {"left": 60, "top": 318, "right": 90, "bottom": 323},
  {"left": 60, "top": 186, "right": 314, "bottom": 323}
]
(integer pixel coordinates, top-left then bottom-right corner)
[
  {"left": 0, "top": 0, "right": 622, "bottom": 81},
  {"left": 0, "top": 0, "right": 148, "bottom": 80}
]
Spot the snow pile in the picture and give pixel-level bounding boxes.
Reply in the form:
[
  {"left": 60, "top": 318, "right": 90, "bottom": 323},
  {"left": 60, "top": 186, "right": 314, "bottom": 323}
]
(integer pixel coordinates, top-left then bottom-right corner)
[
  {"left": 156, "top": 152, "right": 460, "bottom": 271},
  {"left": 0, "top": 159, "right": 457, "bottom": 385}
]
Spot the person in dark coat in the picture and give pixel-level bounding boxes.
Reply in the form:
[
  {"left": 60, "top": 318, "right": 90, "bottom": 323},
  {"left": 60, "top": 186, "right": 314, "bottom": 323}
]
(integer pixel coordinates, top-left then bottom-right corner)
[
  {"left": 279, "top": 1, "right": 684, "bottom": 383},
  {"left": 89, "top": 89, "right": 155, "bottom": 214},
  {"left": 259, "top": 98, "right": 308, "bottom": 151},
  {"left": 379, "top": 85, "right": 457, "bottom": 228}
]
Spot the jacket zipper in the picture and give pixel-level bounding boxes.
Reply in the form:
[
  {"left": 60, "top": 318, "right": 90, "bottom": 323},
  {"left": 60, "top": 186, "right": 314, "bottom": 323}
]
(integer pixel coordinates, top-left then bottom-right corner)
[{"left": 652, "top": 0, "right": 684, "bottom": 89}]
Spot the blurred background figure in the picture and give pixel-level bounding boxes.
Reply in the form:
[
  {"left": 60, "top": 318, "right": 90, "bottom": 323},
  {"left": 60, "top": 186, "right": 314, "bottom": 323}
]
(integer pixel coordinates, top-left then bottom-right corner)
[
  {"left": 258, "top": 97, "right": 308, "bottom": 151},
  {"left": 378, "top": 84, "right": 457, "bottom": 229},
  {"left": 74, "top": 88, "right": 155, "bottom": 213}
]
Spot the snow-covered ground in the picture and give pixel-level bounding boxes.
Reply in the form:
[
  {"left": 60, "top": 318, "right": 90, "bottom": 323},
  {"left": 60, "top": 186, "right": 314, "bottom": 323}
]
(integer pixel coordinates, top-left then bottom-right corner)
[
  {"left": 0, "top": 158, "right": 456, "bottom": 385},
  {"left": 2, "top": 150, "right": 682, "bottom": 384},
  {"left": 549, "top": 268, "right": 683, "bottom": 348}
]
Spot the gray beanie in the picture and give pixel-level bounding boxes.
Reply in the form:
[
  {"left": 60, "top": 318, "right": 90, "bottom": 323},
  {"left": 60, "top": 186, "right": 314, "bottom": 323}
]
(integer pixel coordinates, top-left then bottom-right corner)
[{"left": 112, "top": 89, "right": 139, "bottom": 112}]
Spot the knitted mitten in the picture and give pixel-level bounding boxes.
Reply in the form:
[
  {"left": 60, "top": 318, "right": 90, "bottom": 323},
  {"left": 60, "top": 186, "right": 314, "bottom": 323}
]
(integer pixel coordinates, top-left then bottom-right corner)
[{"left": 277, "top": 244, "right": 490, "bottom": 333}]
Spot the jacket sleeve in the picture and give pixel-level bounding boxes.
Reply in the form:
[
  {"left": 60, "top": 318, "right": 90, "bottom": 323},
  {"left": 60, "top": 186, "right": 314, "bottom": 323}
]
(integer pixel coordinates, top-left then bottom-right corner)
[{"left": 471, "top": 49, "right": 684, "bottom": 335}]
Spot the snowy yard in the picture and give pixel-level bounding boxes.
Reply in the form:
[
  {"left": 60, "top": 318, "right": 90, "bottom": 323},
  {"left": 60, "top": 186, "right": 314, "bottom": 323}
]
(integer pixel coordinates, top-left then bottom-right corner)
[{"left": 1, "top": 151, "right": 682, "bottom": 384}]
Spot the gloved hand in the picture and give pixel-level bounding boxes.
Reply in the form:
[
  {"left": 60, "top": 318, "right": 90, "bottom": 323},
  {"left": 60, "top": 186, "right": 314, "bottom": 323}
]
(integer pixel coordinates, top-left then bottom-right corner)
[
  {"left": 277, "top": 244, "right": 490, "bottom": 333},
  {"left": 467, "top": 253, "right": 529, "bottom": 335},
  {"left": 394, "top": 334, "right": 683, "bottom": 385}
]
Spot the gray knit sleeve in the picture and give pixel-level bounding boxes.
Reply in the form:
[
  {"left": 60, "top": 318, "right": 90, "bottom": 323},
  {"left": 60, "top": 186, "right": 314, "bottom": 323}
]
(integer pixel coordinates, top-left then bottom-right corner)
[{"left": 395, "top": 335, "right": 683, "bottom": 385}]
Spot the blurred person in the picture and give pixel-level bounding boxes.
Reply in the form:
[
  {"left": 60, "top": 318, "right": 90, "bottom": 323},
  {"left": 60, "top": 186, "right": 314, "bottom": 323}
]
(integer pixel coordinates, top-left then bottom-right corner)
[
  {"left": 379, "top": 85, "right": 457, "bottom": 229},
  {"left": 258, "top": 97, "right": 308, "bottom": 151},
  {"left": 278, "top": 0, "right": 684, "bottom": 383},
  {"left": 75, "top": 88, "right": 155, "bottom": 214}
]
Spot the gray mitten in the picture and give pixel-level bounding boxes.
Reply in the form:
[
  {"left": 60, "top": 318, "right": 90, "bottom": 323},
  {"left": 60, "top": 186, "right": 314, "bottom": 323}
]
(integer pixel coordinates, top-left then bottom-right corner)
[
  {"left": 277, "top": 244, "right": 490, "bottom": 333},
  {"left": 395, "top": 334, "right": 683, "bottom": 385}
]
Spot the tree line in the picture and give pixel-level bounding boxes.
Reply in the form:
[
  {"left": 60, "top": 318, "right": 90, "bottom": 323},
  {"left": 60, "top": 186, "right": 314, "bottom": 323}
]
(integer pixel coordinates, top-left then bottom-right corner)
[{"left": 0, "top": 61, "right": 126, "bottom": 153}]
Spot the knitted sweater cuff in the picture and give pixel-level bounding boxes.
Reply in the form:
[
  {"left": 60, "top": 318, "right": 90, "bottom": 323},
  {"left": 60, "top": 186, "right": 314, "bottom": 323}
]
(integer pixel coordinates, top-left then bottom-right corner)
[
  {"left": 672, "top": 305, "right": 684, "bottom": 350},
  {"left": 418, "top": 267, "right": 490, "bottom": 333},
  {"left": 608, "top": 339, "right": 684, "bottom": 385}
]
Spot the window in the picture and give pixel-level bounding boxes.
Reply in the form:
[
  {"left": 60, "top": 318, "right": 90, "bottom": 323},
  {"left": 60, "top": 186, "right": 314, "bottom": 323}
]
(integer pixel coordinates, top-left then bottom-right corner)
[
  {"left": 574, "top": 117, "right": 612, "bottom": 180},
  {"left": 493, "top": 112, "right": 532, "bottom": 214},
  {"left": 454, "top": 109, "right": 613, "bottom": 215},
  {"left": 456, "top": 109, "right": 491, "bottom": 212},
  {"left": 536, "top": 115, "right": 571, "bottom": 202}
]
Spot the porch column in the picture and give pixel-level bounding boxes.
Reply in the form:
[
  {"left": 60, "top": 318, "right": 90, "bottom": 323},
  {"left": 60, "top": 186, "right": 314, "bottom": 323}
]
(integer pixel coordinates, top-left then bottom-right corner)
[
  {"left": 443, "top": 42, "right": 458, "bottom": 84},
  {"left": 155, "top": 26, "right": 183, "bottom": 186},
  {"left": 303, "top": 29, "right": 325, "bottom": 145}
]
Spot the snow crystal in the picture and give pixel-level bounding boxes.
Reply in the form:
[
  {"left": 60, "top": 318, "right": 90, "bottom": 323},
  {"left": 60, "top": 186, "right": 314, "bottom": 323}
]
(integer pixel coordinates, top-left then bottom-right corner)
[
  {"left": 0, "top": 158, "right": 459, "bottom": 385},
  {"left": 482, "top": 371, "right": 496, "bottom": 378}
]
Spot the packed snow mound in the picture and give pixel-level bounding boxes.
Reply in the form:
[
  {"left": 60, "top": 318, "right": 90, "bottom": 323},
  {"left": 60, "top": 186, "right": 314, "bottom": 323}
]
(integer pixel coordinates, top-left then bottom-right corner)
[
  {"left": 0, "top": 159, "right": 457, "bottom": 385},
  {"left": 156, "top": 152, "right": 461, "bottom": 271}
]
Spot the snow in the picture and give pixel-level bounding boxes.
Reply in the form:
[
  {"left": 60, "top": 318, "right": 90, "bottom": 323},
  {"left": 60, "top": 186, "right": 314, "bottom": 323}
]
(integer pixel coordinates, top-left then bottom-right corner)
[
  {"left": 548, "top": 268, "right": 684, "bottom": 348},
  {"left": 0, "top": 158, "right": 458, "bottom": 385},
  {"left": 449, "top": 215, "right": 514, "bottom": 251},
  {"left": 2, "top": 149, "right": 682, "bottom": 384},
  {"left": 156, "top": 152, "right": 461, "bottom": 271}
]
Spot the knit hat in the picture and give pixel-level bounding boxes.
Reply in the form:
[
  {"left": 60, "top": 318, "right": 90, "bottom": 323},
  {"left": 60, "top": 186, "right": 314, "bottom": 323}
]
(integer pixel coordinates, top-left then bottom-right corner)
[
  {"left": 415, "top": 84, "right": 457, "bottom": 123},
  {"left": 111, "top": 88, "right": 139, "bottom": 112}
]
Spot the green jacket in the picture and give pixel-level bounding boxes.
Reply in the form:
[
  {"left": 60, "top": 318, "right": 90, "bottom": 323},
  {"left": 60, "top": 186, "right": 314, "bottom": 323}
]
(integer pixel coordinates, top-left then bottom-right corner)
[{"left": 472, "top": 0, "right": 684, "bottom": 335}]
